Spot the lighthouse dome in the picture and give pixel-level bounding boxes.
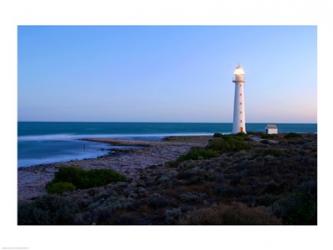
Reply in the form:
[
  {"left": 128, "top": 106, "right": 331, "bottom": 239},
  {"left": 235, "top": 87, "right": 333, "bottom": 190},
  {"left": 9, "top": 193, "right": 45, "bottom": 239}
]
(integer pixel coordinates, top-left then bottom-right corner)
[{"left": 234, "top": 65, "right": 245, "bottom": 75}]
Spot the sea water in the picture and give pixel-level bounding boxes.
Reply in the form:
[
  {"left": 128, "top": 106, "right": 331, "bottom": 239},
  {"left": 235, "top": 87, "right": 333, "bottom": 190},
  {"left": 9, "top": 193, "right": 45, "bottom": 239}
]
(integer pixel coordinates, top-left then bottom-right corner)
[{"left": 18, "top": 122, "right": 317, "bottom": 167}]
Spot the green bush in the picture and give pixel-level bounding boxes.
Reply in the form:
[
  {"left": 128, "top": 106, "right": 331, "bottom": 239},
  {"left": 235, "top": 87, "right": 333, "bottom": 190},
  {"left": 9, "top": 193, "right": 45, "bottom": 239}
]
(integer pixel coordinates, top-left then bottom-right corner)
[
  {"left": 48, "top": 167, "right": 127, "bottom": 192},
  {"left": 284, "top": 133, "right": 302, "bottom": 139},
  {"left": 213, "top": 132, "right": 224, "bottom": 138},
  {"left": 235, "top": 132, "right": 248, "bottom": 138},
  {"left": 261, "top": 134, "right": 278, "bottom": 139},
  {"left": 178, "top": 147, "right": 219, "bottom": 161},
  {"left": 177, "top": 147, "right": 219, "bottom": 161},
  {"left": 176, "top": 135, "right": 251, "bottom": 162},
  {"left": 47, "top": 181, "right": 76, "bottom": 194},
  {"left": 246, "top": 131, "right": 258, "bottom": 135},
  {"left": 207, "top": 135, "right": 251, "bottom": 152}
]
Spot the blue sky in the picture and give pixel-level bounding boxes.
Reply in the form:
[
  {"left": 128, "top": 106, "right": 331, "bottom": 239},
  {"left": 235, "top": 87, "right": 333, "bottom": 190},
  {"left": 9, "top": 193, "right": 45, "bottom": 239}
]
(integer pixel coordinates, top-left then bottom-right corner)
[{"left": 18, "top": 26, "right": 317, "bottom": 123}]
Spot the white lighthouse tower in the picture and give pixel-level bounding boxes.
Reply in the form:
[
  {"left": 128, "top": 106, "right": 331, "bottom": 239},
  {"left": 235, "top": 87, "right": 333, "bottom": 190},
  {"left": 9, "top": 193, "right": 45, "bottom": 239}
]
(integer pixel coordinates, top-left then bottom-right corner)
[{"left": 232, "top": 65, "right": 246, "bottom": 134}]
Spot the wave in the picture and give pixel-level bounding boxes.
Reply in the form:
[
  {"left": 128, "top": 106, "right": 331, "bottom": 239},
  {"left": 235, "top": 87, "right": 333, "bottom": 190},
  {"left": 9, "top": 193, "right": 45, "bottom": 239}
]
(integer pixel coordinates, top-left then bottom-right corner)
[
  {"left": 18, "top": 150, "right": 109, "bottom": 167},
  {"left": 18, "top": 134, "right": 77, "bottom": 141},
  {"left": 18, "top": 132, "right": 214, "bottom": 141}
]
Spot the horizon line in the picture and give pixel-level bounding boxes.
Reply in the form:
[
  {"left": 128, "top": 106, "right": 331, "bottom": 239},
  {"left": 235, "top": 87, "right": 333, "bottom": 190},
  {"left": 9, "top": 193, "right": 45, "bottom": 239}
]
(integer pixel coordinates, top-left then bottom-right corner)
[{"left": 17, "top": 121, "right": 318, "bottom": 124}]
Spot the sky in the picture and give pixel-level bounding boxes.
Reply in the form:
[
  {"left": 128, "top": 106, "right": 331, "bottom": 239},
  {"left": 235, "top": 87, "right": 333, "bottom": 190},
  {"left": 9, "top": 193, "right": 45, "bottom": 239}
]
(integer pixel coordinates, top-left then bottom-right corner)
[{"left": 18, "top": 26, "right": 317, "bottom": 123}]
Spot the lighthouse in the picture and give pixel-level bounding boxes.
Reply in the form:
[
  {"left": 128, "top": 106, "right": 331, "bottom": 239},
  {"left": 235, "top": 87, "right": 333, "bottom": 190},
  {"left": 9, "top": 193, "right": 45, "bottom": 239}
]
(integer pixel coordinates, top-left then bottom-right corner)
[{"left": 232, "top": 65, "right": 246, "bottom": 134}]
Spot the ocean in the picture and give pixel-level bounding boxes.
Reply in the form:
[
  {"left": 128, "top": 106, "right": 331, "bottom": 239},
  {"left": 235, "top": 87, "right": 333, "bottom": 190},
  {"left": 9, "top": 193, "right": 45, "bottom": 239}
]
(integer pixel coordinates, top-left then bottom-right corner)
[{"left": 18, "top": 122, "right": 317, "bottom": 167}]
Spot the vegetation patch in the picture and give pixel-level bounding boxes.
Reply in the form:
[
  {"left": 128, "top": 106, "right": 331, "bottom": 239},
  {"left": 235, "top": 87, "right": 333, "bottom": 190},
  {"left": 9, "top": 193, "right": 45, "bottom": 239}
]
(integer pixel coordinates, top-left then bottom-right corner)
[
  {"left": 47, "top": 166, "right": 126, "bottom": 193},
  {"left": 18, "top": 195, "right": 79, "bottom": 225},
  {"left": 207, "top": 135, "right": 251, "bottom": 152},
  {"left": 284, "top": 133, "right": 302, "bottom": 139},
  {"left": 255, "top": 148, "right": 286, "bottom": 157},
  {"left": 272, "top": 181, "right": 317, "bottom": 225},
  {"left": 177, "top": 147, "right": 219, "bottom": 162},
  {"left": 178, "top": 202, "right": 281, "bottom": 225},
  {"left": 177, "top": 134, "right": 251, "bottom": 162},
  {"left": 47, "top": 181, "right": 76, "bottom": 194},
  {"left": 213, "top": 132, "right": 224, "bottom": 138},
  {"left": 261, "top": 134, "right": 278, "bottom": 139}
]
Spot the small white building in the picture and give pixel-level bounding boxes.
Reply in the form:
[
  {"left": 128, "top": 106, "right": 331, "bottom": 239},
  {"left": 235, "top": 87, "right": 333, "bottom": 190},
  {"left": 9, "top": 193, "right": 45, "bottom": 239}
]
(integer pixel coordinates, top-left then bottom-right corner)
[{"left": 265, "top": 124, "right": 278, "bottom": 134}]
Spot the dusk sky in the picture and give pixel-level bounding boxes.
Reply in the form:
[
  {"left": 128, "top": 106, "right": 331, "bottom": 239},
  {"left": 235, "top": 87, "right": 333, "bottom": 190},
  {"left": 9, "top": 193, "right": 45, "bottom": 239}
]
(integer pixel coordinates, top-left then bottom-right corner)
[{"left": 18, "top": 26, "right": 317, "bottom": 123}]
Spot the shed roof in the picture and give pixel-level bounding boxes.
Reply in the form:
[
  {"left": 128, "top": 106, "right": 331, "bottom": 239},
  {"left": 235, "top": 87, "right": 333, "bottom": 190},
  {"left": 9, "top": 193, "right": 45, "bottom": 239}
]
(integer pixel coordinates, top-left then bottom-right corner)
[{"left": 266, "top": 124, "right": 278, "bottom": 129}]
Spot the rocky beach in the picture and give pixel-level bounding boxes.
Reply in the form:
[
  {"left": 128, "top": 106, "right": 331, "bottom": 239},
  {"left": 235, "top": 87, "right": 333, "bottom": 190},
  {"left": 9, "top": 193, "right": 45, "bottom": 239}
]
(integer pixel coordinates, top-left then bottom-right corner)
[
  {"left": 18, "top": 136, "right": 211, "bottom": 201},
  {"left": 18, "top": 133, "right": 317, "bottom": 225}
]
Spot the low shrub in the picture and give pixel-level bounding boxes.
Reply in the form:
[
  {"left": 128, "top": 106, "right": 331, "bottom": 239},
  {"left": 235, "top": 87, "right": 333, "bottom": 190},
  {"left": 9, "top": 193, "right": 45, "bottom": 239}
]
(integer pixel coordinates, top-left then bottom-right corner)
[
  {"left": 284, "top": 133, "right": 302, "bottom": 139},
  {"left": 177, "top": 134, "right": 251, "bottom": 162},
  {"left": 255, "top": 148, "right": 285, "bottom": 157},
  {"left": 47, "top": 166, "right": 127, "bottom": 192},
  {"left": 235, "top": 132, "right": 248, "bottom": 138},
  {"left": 246, "top": 131, "right": 259, "bottom": 135},
  {"left": 177, "top": 147, "right": 219, "bottom": 162},
  {"left": 165, "top": 160, "right": 178, "bottom": 168},
  {"left": 261, "top": 139, "right": 269, "bottom": 144},
  {"left": 261, "top": 134, "right": 278, "bottom": 139},
  {"left": 178, "top": 202, "right": 281, "bottom": 225},
  {"left": 18, "top": 195, "right": 79, "bottom": 225},
  {"left": 272, "top": 181, "right": 317, "bottom": 225},
  {"left": 46, "top": 181, "right": 76, "bottom": 194},
  {"left": 207, "top": 135, "right": 251, "bottom": 152},
  {"left": 213, "top": 132, "right": 224, "bottom": 138},
  {"left": 255, "top": 194, "right": 279, "bottom": 206}
]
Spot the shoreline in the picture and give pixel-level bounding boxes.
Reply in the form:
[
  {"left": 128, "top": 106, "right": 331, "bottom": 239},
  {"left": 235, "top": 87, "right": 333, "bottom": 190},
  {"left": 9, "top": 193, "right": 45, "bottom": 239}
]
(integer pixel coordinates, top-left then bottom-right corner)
[
  {"left": 18, "top": 133, "right": 214, "bottom": 168},
  {"left": 18, "top": 135, "right": 212, "bottom": 201}
]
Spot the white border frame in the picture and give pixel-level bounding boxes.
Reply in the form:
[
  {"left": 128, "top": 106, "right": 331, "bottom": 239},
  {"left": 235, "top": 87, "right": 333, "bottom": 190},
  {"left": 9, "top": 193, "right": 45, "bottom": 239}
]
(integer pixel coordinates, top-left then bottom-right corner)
[{"left": 1, "top": 0, "right": 332, "bottom": 250}]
